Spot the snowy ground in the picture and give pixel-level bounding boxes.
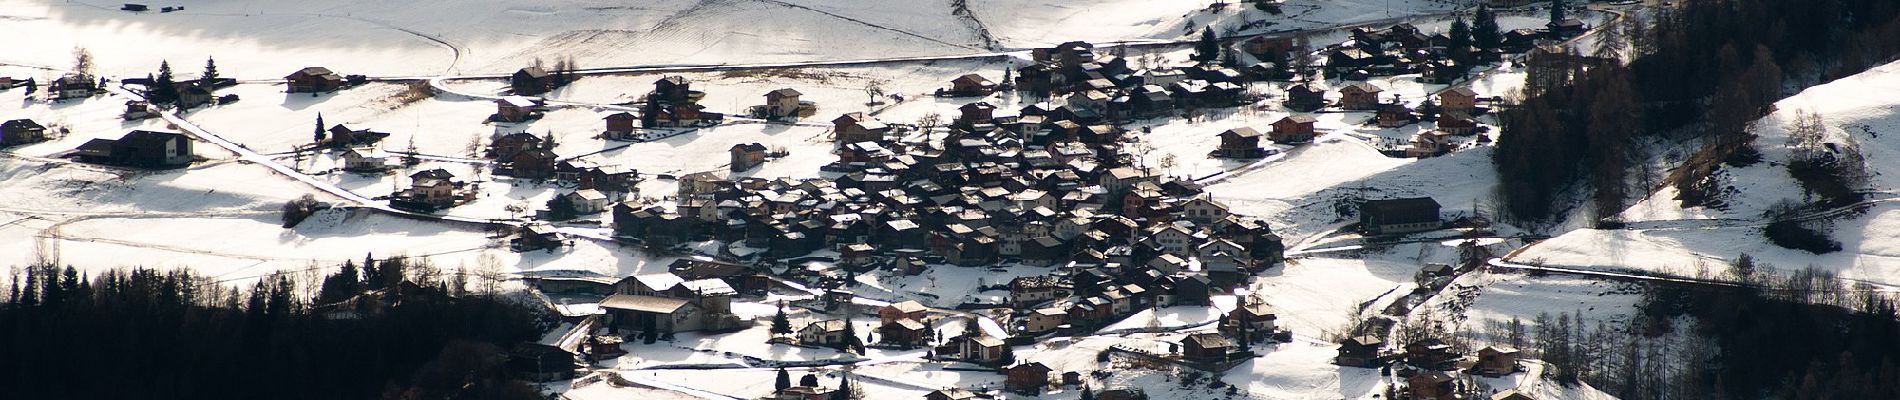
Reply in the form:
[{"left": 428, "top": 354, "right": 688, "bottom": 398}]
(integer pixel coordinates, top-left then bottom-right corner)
[{"left": 1517, "top": 58, "right": 1900, "bottom": 287}]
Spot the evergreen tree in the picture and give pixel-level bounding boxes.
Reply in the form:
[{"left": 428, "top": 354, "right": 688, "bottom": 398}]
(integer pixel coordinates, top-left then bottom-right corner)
[
  {"left": 800, "top": 373, "right": 820, "bottom": 387},
  {"left": 1081, "top": 385, "right": 1095, "bottom": 400},
  {"left": 543, "top": 196, "right": 577, "bottom": 221},
  {"left": 841, "top": 316, "right": 860, "bottom": 352},
  {"left": 1193, "top": 27, "right": 1221, "bottom": 63},
  {"left": 152, "top": 60, "right": 178, "bottom": 104},
  {"left": 775, "top": 367, "right": 792, "bottom": 392},
  {"left": 1550, "top": 0, "right": 1566, "bottom": 27},
  {"left": 1449, "top": 17, "right": 1474, "bottom": 65},
  {"left": 829, "top": 374, "right": 852, "bottom": 400},
  {"left": 202, "top": 56, "right": 220, "bottom": 85},
  {"left": 1473, "top": 6, "right": 1502, "bottom": 51},
  {"left": 314, "top": 113, "right": 327, "bottom": 144},
  {"left": 771, "top": 301, "right": 792, "bottom": 336}
]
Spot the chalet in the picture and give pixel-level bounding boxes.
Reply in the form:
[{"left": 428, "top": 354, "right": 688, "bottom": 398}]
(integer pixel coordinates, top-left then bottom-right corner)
[
  {"left": 494, "top": 96, "right": 543, "bottom": 123},
  {"left": 1437, "top": 113, "right": 1478, "bottom": 135},
  {"left": 50, "top": 74, "right": 97, "bottom": 100},
  {"left": 512, "top": 67, "right": 557, "bottom": 95},
  {"left": 340, "top": 147, "right": 391, "bottom": 172},
  {"left": 1005, "top": 362, "right": 1054, "bottom": 394},
  {"left": 957, "top": 102, "right": 997, "bottom": 126},
  {"left": 1408, "top": 131, "right": 1454, "bottom": 158},
  {"left": 1406, "top": 371, "right": 1457, "bottom": 400},
  {"left": 73, "top": 130, "right": 194, "bottom": 168},
  {"left": 176, "top": 85, "right": 213, "bottom": 109},
  {"left": 1181, "top": 332, "right": 1235, "bottom": 364},
  {"left": 1181, "top": 196, "right": 1230, "bottom": 223},
  {"left": 731, "top": 143, "right": 767, "bottom": 172},
  {"left": 1, "top": 119, "right": 48, "bottom": 146},
  {"left": 1099, "top": 167, "right": 1147, "bottom": 193},
  {"left": 833, "top": 113, "right": 891, "bottom": 144},
  {"left": 1376, "top": 103, "right": 1414, "bottom": 128},
  {"left": 398, "top": 169, "right": 466, "bottom": 209},
  {"left": 1550, "top": 18, "right": 1588, "bottom": 38},
  {"left": 1283, "top": 84, "right": 1326, "bottom": 112},
  {"left": 1502, "top": 29, "right": 1542, "bottom": 52},
  {"left": 1339, "top": 82, "right": 1384, "bottom": 110},
  {"left": 1474, "top": 346, "right": 1520, "bottom": 376},
  {"left": 763, "top": 88, "right": 805, "bottom": 119},
  {"left": 1336, "top": 335, "right": 1384, "bottom": 367},
  {"left": 1406, "top": 338, "right": 1458, "bottom": 369},
  {"left": 1269, "top": 115, "right": 1318, "bottom": 144},
  {"left": 1360, "top": 197, "right": 1441, "bottom": 235},
  {"left": 774, "top": 386, "right": 832, "bottom": 400},
  {"left": 925, "top": 388, "right": 980, "bottom": 400},
  {"left": 1009, "top": 276, "right": 1063, "bottom": 307},
  {"left": 490, "top": 132, "right": 546, "bottom": 159},
  {"left": 649, "top": 102, "right": 725, "bottom": 127},
  {"left": 947, "top": 73, "right": 997, "bottom": 96},
  {"left": 553, "top": 159, "right": 597, "bottom": 182},
  {"left": 284, "top": 67, "right": 344, "bottom": 93},
  {"left": 515, "top": 223, "right": 564, "bottom": 251},
  {"left": 1438, "top": 87, "right": 1479, "bottom": 116},
  {"left": 505, "top": 148, "right": 558, "bottom": 179},
  {"left": 948, "top": 335, "right": 1007, "bottom": 365},
  {"left": 797, "top": 319, "right": 851, "bottom": 347},
  {"left": 650, "top": 76, "right": 700, "bottom": 104},
  {"left": 1022, "top": 307, "right": 1067, "bottom": 334},
  {"left": 1224, "top": 302, "right": 1278, "bottom": 336},
  {"left": 879, "top": 318, "right": 928, "bottom": 347},
  {"left": 603, "top": 112, "right": 638, "bottom": 140},
  {"left": 878, "top": 300, "right": 929, "bottom": 325},
  {"left": 123, "top": 101, "right": 156, "bottom": 120},
  {"left": 1243, "top": 36, "right": 1295, "bottom": 58},
  {"left": 1213, "top": 127, "right": 1267, "bottom": 159},
  {"left": 560, "top": 189, "right": 610, "bottom": 214}
]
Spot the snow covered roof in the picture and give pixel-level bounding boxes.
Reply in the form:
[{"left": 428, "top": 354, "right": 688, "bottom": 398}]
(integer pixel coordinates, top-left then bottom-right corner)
[{"left": 599, "top": 294, "right": 691, "bottom": 314}]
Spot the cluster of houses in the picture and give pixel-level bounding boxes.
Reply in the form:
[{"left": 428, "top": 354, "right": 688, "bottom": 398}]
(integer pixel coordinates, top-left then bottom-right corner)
[{"left": 1008, "top": 41, "right": 1258, "bottom": 123}]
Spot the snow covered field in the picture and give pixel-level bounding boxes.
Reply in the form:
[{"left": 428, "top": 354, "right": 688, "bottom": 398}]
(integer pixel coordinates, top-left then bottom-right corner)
[{"left": 1517, "top": 58, "right": 1900, "bottom": 286}]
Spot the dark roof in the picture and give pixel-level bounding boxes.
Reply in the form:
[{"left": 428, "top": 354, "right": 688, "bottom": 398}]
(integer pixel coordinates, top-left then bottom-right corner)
[
  {"left": 732, "top": 142, "right": 767, "bottom": 152},
  {"left": 118, "top": 130, "right": 187, "bottom": 147},
  {"left": 767, "top": 88, "right": 802, "bottom": 97},
  {"left": 1223, "top": 127, "right": 1262, "bottom": 138},
  {"left": 2, "top": 119, "right": 43, "bottom": 131},
  {"left": 1185, "top": 332, "right": 1233, "bottom": 349},
  {"left": 1363, "top": 197, "right": 1440, "bottom": 219},
  {"left": 516, "top": 66, "right": 550, "bottom": 79}
]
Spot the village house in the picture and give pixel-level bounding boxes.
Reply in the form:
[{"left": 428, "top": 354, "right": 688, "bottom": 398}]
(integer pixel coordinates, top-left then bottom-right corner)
[
  {"left": 73, "top": 130, "right": 194, "bottom": 168},
  {"left": 1223, "top": 302, "right": 1278, "bottom": 338},
  {"left": 1492, "top": 389, "right": 1536, "bottom": 400},
  {"left": 1376, "top": 103, "right": 1414, "bottom": 128},
  {"left": 1360, "top": 197, "right": 1442, "bottom": 235},
  {"left": 284, "top": 67, "right": 344, "bottom": 93},
  {"left": 1438, "top": 87, "right": 1479, "bottom": 116},
  {"left": 832, "top": 112, "right": 891, "bottom": 144},
  {"left": 602, "top": 112, "right": 638, "bottom": 140},
  {"left": 514, "top": 223, "right": 565, "bottom": 251},
  {"left": 490, "top": 132, "right": 546, "bottom": 159},
  {"left": 797, "top": 319, "right": 851, "bottom": 348},
  {"left": 511, "top": 66, "right": 556, "bottom": 95},
  {"left": 494, "top": 96, "right": 544, "bottom": 123},
  {"left": 1005, "top": 362, "right": 1054, "bottom": 394},
  {"left": 762, "top": 88, "right": 807, "bottom": 119},
  {"left": 878, "top": 300, "right": 929, "bottom": 325},
  {"left": 1008, "top": 276, "right": 1063, "bottom": 307},
  {"left": 559, "top": 189, "right": 610, "bottom": 214},
  {"left": 1, "top": 119, "right": 48, "bottom": 146},
  {"left": 601, "top": 294, "right": 704, "bottom": 335},
  {"left": 1406, "top": 371, "right": 1458, "bottom": 400},
  {"left": 1180, "top": 196, "right": 1230, "bottom": 223},
  {"left": 1406, "top": 338, "right": 1458, "bottom": 369},
  {"left": 396, "top": 168, "right": 468, "bottom": 209},
  {"left": 323, "top": 124, "right": 391, "bottom": 148},
  {"left": 340, "top": 147, "right": 391, "bottom": 172},
  {"left": 1437, "top": 113, "right": 1479, "bottom": 135},
  {"left": 1181, "top": 332, "right": 1236, "bottom": 365},
  {"left": 1408, "top": 131, "right": 1455, "bottom": 158},
  {"left": 1213, "top": 127, "right": 1267, "bottom": 159},
  {"left": 730, "top": 143, "right": 767, "bottom": 172},
  {"left": 1021, "top": 307, "right": 1067, "bottom": 334},
  {"left": 123, "top": 100, "right": 156, "bottom": 120},
  {"left": 50, "top": 74, "right": 97, "bottom": 100},
  {"left": 504, "top": 148, "right": 558, "bottom": 180},
  {"left": 878, "top": 318, "right": 928, "bottom": 347},
  {"left": 946, "top": 73, "right": 997, "bottom": 96},
  {"left": 1284, "top": 84, "right": 1327, "bottom": 112},
  {"left": 1473, "top": 346, "right": 1520, "bottom": 376},
  {"left": 1336, "top": 335, "right": 1384, "bottom": 367},
  {"left": 945, "top": 334, "right": 1008, "bottom": 365},
  {"left": 1339, "top": 82, "right": 1384, "bottom": 110},
  {"left": 1269, "top": 115, "right": 1318, "bottom": 144}
]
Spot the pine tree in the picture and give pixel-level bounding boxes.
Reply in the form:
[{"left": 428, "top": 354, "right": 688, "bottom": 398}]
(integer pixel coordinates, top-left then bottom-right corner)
[
  {"left": 829, "top": 374, "right": 853, "bottom": 400},
  {"left": 1473, "top": 6, "right": 1502, "bottom": 51},
  {"left": 1550, "top": 0, "right": 1566, "bottom": 27},
  {"left": 775, "top": 367, "right": 792, "bottom": 392},
  {"left": 1081, "top": 385, "right": 1095, "bottom": 400},
  {"left": 314, "top": 113, "right": 327, "bottom": 144},
  {"left": 202, "top": 57, "right": 220, "bottom": 85},
  {"left": 1449, "top": 17, "right": 1474, "bottom": 65},
  {"left": 1194, "top": 27, "right": 1221, "bottom": 63},
  {"left": 841, "top": 316, "right": 860, "bottom": 352},
  {"left": 152, "top": 60, "right": 178, "bottom": 104},
  {"left": 771, "top": 301, "right": 792, "bottom": 336}
]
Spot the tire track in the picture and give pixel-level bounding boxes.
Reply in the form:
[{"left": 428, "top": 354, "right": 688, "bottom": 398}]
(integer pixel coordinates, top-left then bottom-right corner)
[{"left": 746, "top": 0, "right": 983, "bottom": 51}]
